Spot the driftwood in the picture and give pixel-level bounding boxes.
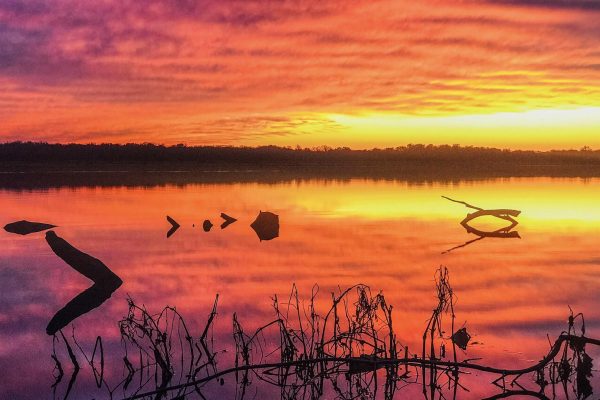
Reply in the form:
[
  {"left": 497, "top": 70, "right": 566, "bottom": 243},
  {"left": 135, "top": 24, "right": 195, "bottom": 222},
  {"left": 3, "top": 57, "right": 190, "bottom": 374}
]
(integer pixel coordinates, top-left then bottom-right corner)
[
  {"left": 45, "top": 231, "right": 122, "bottom": 335},
  {"left": 443, "top": 196, "right": 521, "bottom": 253},
  {"left": 46, "top": 231, "right": 122, "bottom": 285},
  {"left": 4, "top": 220, "right": 56, "bottom": 235},
  {"left": 220, "top": 213, "right": 237, "bottom": 229},
  {"left": 442, "top": 196, "right": 521, "bottom": 225},
  {"left": 166, "top": 216, "right": 180, "bottom": 238},
  {"left": 462, "top": 222, "right": 520, "bottom": 238},
  {"left": 442, "top": 224, "right": 520, "bottom": 254}
]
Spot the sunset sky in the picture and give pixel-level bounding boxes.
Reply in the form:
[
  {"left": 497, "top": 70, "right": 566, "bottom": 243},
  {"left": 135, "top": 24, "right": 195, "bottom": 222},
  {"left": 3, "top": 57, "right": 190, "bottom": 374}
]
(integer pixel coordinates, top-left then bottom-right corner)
[{"left": 1, "top": 0, "right": 600, "bottom": 149}]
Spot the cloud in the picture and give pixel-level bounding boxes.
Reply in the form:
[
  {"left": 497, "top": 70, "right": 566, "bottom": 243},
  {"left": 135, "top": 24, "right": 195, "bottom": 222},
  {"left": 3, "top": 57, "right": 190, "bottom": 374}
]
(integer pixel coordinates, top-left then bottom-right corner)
[
  {"left": 0, "top": 0, "right": 599, "bottom": 145},
  {"left": 0, "top": 23, "right": 86, "bottom": 79},
  {"left": 485, "top": 0, "right": 600, "bottom": 10}
]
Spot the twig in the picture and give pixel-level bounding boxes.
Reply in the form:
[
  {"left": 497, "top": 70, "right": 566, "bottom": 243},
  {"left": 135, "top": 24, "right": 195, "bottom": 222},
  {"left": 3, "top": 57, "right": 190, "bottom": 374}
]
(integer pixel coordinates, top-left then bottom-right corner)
[{"left": 441, "top": 196, "right": 483, "bottom": 211}]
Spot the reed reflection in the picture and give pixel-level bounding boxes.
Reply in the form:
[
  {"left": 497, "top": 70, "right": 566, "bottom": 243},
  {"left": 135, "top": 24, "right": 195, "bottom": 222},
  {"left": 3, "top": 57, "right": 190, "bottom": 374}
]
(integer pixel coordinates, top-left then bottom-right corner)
[{"left": 49, "top": 268, "right": 597, "bottom": 400}]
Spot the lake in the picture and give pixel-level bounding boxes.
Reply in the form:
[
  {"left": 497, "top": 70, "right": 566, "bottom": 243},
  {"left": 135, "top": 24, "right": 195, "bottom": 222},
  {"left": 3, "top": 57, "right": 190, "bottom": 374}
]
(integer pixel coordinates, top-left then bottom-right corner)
[{"left": 1, "top": 175, "right": 600, "bottom": 399}]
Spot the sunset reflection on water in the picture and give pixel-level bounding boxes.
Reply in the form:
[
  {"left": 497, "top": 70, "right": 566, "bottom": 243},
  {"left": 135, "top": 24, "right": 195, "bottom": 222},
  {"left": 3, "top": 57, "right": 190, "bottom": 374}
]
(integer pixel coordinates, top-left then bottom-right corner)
[{"left": 1, "top": 177, "right": 600, "bottom": 399}]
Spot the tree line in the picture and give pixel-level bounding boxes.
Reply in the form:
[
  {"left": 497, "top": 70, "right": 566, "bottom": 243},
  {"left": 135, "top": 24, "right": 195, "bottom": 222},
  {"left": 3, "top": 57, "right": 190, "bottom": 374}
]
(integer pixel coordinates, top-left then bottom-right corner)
[{"left": 2, "top": 141, "right": 600, "bottom": 167}]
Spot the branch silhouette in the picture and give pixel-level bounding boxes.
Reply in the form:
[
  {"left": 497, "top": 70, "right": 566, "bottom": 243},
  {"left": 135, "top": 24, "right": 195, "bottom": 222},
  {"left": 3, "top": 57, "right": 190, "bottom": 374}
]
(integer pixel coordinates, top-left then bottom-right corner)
[
  {"left": 443, "top": 196, "right": 521, "bottom": 254},
  {"left": 45, "top": 231, "right": 122, "bottom": 335}
]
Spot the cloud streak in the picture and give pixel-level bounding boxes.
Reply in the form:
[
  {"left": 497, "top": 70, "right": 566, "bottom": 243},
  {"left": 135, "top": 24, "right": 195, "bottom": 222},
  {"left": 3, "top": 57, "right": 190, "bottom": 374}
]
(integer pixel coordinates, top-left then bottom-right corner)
[{"left": 0, "top": 0, "right": 599, "bottom": 146}]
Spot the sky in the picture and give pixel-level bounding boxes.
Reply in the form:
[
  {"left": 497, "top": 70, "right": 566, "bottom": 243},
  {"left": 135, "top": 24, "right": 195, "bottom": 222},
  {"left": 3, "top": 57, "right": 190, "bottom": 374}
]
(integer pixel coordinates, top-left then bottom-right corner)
[{"left": 1, "top": 0, "right": 600, "bottom": 149}]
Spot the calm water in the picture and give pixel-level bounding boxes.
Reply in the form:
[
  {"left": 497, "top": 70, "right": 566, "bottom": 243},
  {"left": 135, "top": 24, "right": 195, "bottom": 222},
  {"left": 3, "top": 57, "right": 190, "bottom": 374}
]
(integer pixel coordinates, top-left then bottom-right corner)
[{"left": 2, "top": 176, "right": 600, "bottom": 399}]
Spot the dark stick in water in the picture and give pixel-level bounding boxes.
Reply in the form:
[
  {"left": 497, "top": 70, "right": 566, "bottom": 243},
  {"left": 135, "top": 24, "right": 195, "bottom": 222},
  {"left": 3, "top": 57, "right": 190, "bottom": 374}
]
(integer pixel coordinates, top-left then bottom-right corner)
[{"left": 45, "top": 231, "right": 122, "bottom": 335}]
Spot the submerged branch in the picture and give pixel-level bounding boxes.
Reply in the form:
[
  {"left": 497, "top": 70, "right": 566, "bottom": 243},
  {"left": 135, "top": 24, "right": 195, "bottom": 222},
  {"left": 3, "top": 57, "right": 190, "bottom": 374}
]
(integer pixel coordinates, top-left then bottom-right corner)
[
  {"left": 442, "top": 196, "right": 521, "bottom": 219},
  {"left": 442, "top": 196, "right": 522, "bottom": 254},
  {"left": 123, "top": 334, "right": 600, "bottom": 400}
]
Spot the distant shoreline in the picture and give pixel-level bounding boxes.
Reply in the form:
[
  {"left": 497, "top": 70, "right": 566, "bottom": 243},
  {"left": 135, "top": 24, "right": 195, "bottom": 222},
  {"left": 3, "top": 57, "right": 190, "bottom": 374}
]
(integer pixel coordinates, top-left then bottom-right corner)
[
  {"left": 2, "top": 142, "right": 600, "bottom": 190},
  {"left": 3, "top": 142, "right": 600, "bottom": 168},
  {"left": 2, "top": 164, "right": 600, "bottom": 191}
]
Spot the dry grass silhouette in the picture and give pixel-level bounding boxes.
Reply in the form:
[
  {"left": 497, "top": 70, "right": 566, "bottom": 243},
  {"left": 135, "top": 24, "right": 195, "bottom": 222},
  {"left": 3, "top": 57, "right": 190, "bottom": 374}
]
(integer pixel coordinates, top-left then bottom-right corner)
[{"left": 49, "top": 267, "right": 599, "bottom": 400}]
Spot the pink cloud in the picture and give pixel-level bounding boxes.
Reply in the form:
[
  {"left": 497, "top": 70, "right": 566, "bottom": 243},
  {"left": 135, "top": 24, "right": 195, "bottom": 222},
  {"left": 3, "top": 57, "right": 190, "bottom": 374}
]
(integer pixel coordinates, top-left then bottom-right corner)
[{"left": 0, "top": 0, "right": 599, "bottom": 145}]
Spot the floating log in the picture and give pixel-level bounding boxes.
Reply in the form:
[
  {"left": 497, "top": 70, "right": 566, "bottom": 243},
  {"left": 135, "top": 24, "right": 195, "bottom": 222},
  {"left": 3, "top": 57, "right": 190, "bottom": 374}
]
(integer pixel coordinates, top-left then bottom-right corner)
[
  {"left": 442, "top": 196, "right": 521, "bottom": 225},
  {"left": 166, "top": 216, "right": 180, "bottom": 238},
  {"left": 442, "top": 196, "right": 521, "bottom": 254},
  {"left": 220, "top": 213, "right": 237, "bottom": 229},
  {"left": 462, "top": 222, "right": 521, "bottom": 239},
  {"left": 461, "top": 209, "right": 520, "bottom": 226},
  {"left": 4, "top": 220, "right": 56, "bottom": 235},
  {"left": 45, "top": 231, "right": 122, "bottom": 335},
  {"left": 46, "top": 284, "right": 119, "bottom": 335},
  {"left": 46, "top": 231, "right": 122, "bottom": 285}
]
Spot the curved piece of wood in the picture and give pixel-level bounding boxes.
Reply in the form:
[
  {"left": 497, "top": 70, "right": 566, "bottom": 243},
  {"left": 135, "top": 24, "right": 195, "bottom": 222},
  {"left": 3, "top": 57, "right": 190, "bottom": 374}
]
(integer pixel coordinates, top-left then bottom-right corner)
[
  {"left": 166, "top": 215, "right": 180, "bottom": 238},
  {"left": 46, "top": 284, "right": 117, "bottom": 335},
  {"left": 46, "top": 231, "right": 122, "bottom": 286},
  {"left": 220, "top": 213, "right": 237, "bottom": 229},
  {"left": 45, "top": 231, "right": 122, "bottom": 335},
  {"left": 443, "top": 196, "right": 521, "bottom": 222},
  {"left": 460, "top": 209, "right": 520, "bottom": 227},
  {"left": 461, "top": 220, "right": 520, "bottom": 238}
]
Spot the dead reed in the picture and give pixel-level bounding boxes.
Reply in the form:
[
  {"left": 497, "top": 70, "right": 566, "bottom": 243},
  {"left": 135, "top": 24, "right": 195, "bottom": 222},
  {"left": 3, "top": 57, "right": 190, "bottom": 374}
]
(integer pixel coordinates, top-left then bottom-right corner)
[{"left": 51, "top": 266, "right": 597, "bottom": 400}]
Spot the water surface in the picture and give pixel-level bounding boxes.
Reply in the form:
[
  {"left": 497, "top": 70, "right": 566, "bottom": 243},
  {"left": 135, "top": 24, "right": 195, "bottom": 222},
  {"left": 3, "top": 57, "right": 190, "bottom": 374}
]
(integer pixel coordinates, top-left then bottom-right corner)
[{"left": 1, "top": 176, "right": 600, "bottom": 399}]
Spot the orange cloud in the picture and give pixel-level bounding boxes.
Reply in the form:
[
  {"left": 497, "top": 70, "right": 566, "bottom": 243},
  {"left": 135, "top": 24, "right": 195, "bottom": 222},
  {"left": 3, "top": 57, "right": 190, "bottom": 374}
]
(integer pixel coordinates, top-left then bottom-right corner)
[{"left": 0, "top": 0, "right": 599, "bottom": 147}]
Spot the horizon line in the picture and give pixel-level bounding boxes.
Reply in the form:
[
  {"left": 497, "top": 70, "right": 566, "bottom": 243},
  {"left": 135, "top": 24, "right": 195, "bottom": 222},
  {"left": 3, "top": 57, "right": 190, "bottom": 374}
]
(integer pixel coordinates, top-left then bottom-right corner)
[{"left": 1, "top": 141, "right": 597, "bottom": 153}]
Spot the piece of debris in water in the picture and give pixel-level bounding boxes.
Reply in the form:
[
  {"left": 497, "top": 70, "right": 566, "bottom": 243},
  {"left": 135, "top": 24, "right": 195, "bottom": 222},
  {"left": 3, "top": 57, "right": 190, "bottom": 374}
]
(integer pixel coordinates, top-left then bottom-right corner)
[
  {"left": 45, "top": 231, "right": 123, "bottom": 335},
  {"left": 220, "top": 213, "right": 237, "bottom": 229},
  {"left": 203, "top": 220, "right": 213, "bottom": 232},
  {"left": 166, "top": 216, "right": 180, "bottom": 238},
  {"left": 347, "top": 354, "right": 384, "bottom": 375},
  {"left": 250, "top": 211, "right": 279, "bottom": 241},
  {"left": 4, "top": 220, "right": 56, "bottom": 235},
  {"left": 451, "top": 327, "right": 471, "bottom": 350}
]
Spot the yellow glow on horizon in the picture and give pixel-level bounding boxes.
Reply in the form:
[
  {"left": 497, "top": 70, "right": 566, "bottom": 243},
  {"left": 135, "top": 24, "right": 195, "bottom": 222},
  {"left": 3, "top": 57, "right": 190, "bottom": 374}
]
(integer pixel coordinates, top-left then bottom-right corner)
[
  {"left": 256, "top": 106, "right": 600, "bottom": 149},
  {"left": 212, "top": 177, "right": 600, "bottom": 230},
  {"left": 321, "top": 107, "right": 600, "bottom": 149},
  {"left": 331, "top": 107, "right": 600, "bottom": 128}
]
